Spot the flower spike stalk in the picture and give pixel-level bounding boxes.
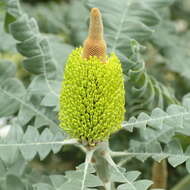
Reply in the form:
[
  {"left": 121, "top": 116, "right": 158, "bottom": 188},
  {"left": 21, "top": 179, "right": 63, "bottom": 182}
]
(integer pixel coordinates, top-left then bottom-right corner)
[{"left": 59, "top": 8, "right": 125, "bottom": 147}]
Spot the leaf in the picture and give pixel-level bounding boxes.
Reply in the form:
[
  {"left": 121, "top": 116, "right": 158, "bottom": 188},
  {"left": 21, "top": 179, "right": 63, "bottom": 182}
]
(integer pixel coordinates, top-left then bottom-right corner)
[
  {"left": 22, "top": 2, "right": 69, "bottom": 34},
  {"left": 124, "top": 98, "right": 190, "bottom": 139},
  {"left": 118, "top": 95, "right": 190, "bottom": 169},
  {"left": 0, "top": 22, "right": 16, "bottom": 52},
  {"left": 34, "top": 183, "right": 53, "bottom": 190},
  {"left": 133, "top": 180, "right": 153, "bottom": 190},
  {"left": 28, "top": 75, "right": 61, "bottom": 98},
  {"left": 16, "top": 75, "right": 61, "bottom": 129},
  {"left": 4, "top": 0, "right": 22, "bottom": 32},
  {"left": 6, "top": 0, "right": 58, "bottom": 79},
  {"left": 17, "top": 102, "right": 36, "bottom": 126},
  {"left": 41, "top": 93, "right": 59, "bottom": 107},
  {"left": 125, "top": 41, "right": 178, "bottom": 116},
  {"left": 20, "top": 75, "right": 61, "bottom": 128},
  {"left": 152, "top": 21, "right": 190, "bottom": 79},
  {"left": 5, "top": 153, "right": 27, "bottom": 177},
  {"left": 0, "top": 78, "right": 25, "bottom": 117},
  {"left": 50, "top": 175, "right": 67, "bottom": 189},
  {"left": 0, "top": 60, "right": 16, "bottom": 81},
  {"left": 0, "top": 124, "right": 76, "bottom": 162},
  {"left": 122, "top": 104, "right": 190, "bottom": 164},
  {"left": 48, "top": 36, "right": 74, "bottom": 78},
  {"left": 0, "top": 60, "right": 25, "bottom": 117},
  {"left": 118, "top": 179, "right": 153, "bottom": 190},
  {"left": 106, "top": 159, "right": 152, "bottom": 190},
  {"left": 1, "top": 6, "right": 61, "bottom": 128},
  {"left": 65, "top": 1, "right": 88, "bottom": 45},
  {"left": 110, "top": 167, "right": 141, "bottom": 183},
  {"left": 166, "top": 140, "right": 188, "bottom": 167},
  {"left": 145, "top": 141, "right": 163, "bottom": 162},
  {"left": 19, "top": 126, "right": 39, "bottom": 161},
  {"left": 113, "top": 139, "right": 190, "bottom": 172},
  {"left": 0, "top": 84, "right": 58, "bottom": 129},
  {"left": 60, "top": 163, "right": 102, "bottom": 190},
  {"left": 37, "top": 128, "right": 54, "bottom": 160},
  {"left": 0, "top": 124, "right": 23, "bottom": 164}
]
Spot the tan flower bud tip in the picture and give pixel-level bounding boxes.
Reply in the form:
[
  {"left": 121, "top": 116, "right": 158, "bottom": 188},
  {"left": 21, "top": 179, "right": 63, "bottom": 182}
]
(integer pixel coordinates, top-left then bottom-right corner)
[
  {"left": 91, "top": 8, "right": 100, "bottom": 17},
  {"left": 83, "top": 8, "right": 107, "bottom": 62}
]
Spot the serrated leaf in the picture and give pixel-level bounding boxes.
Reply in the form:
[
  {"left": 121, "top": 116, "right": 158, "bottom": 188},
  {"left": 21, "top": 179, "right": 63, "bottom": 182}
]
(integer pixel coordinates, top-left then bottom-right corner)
[
  {"left": 166, "top": 140, "right": 188, "bottom": 167},
  {"left": 50, "top": 175, "right": 67, "bottom": 189},
  {"left": 0, "top": 123, "right": 71, "bottom": 161},
  {"left": 145, "top": 142, "right": 164, "bottom": 162},
  {"left": 28, "top": 75, "right": 61, "bottom": 97},
  {"left": 18, "top": 103, "right": 36, "bottom": 126},
  {"left": 6, "top": 0, "right": 59, "bottom": 79},
  {"left": 51, "top": 132, "right": 65, "bottom": 154},
  {"left": 134, "top": 180, "right": 153, "bottom": 190},
  {"left": 0, "top": 60, "right": 16, "bottom": 81},
  {"left": 0, "top": 78, "right": 25, "bottom": 117},
  {"left": 37, "top": 128, "right": 53, "bottom": 160},
  {"left": 61, "top": 163, "right": 103, "bottom": 190},
  {"left": 110, "top": 167, "right": 127, "bottom": 183},
  {"left": 0, "top": 125, "right": 23, "bottom": 164},
  {"left": 117, "top": 178, "right": 152, "bottom": 190},
  {"left": 152, "top": 21, "right": 190, "bottom": 80},
  {"left": 2, "top": 83, "right": 58, "bottom": 129},
  {"left": 125, "top": 171, "right": 141, "bottom": 183},
  {"left": 148, "top": 108, "right": 166, "bottom": 129},
  {"left": 165, "top": 105, "right": 185, "bottom": 129},
  {"left": 40, "top": 93, "right": 59, "bottom": 107},
  {"left": 20, "top": 126, "right": 39, "bottom": 161},
  {"left": 34, "top": 183, "right": 53, "bottom": 190},
  {"left": 124, "top": 95, "right": 190, "bottom": 163}
]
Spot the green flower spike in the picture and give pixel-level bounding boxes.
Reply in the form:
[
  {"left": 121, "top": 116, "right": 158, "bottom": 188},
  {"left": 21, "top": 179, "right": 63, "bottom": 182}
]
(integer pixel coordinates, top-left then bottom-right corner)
[{"left": 59, "top": 8, "right": 125, "bottom": 146}]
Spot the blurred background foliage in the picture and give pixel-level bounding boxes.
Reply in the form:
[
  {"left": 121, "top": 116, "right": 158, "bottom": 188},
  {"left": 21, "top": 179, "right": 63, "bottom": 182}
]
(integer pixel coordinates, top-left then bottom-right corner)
[{"left": 0, "top": 0, "right": 190, "bottom": 189}]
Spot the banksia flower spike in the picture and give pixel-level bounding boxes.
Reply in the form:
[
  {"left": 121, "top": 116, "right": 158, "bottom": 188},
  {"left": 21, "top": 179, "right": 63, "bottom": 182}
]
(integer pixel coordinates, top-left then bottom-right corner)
[{"left": 59, "top": 8, "right": 125, "bottom": 146}]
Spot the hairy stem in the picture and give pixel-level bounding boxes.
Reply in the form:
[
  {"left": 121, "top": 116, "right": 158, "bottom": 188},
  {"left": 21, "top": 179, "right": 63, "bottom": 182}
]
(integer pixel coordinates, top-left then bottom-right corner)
[
  {"left": 81, "top": 149, "right": 95, "bottom": 190},
  {"left": 92, "top": 141, "right": 115, "bottom": 190}
]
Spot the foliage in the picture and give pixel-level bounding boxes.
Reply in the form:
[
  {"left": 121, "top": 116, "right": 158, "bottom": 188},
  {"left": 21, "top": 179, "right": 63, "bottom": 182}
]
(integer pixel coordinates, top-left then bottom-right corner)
[{"left": 0, "top": 0, "right": 190, "bottom": 189}]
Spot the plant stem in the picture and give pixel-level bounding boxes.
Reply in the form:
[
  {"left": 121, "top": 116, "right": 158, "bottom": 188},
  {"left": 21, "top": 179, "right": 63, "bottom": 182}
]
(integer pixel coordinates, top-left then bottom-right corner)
[
  {"left": 81, "top": 149, "right": 95, "bottom": 190},
  {"left": 151, "top": 159, "right": 168, "bottom": 189},
  {"left": 171, "top": 175, "right": 190, "bottom": 190},
  {"left": 92, "top": 141, "right": 115, "bottom": 190}
]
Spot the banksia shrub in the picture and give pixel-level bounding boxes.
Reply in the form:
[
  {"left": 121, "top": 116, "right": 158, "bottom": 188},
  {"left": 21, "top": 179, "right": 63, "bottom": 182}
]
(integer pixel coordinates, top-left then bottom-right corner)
[{"left": 59, "top": 8, "right": 125, "bottom": 146}]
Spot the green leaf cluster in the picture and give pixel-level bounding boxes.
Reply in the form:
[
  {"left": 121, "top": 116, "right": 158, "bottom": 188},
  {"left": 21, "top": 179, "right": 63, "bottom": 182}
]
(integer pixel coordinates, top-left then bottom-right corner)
[{"left": 0, "top": 0, "right": 190, "bottom": 189}]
